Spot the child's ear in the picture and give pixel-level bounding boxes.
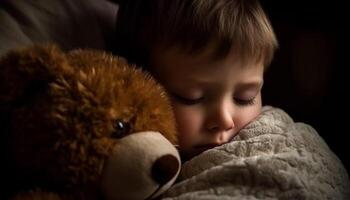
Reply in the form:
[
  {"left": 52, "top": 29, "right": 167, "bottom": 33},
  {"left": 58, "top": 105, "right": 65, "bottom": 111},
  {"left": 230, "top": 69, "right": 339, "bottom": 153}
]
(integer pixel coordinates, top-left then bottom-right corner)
[{"left": 0, "top": 44, "right": 72, "bottom": 105}]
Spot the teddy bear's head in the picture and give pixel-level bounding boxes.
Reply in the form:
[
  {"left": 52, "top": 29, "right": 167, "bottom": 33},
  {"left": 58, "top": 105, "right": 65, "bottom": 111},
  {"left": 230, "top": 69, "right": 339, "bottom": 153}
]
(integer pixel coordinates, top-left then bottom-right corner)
[{"left": 0, "top": 45, "right": 180, "bottom": 200}]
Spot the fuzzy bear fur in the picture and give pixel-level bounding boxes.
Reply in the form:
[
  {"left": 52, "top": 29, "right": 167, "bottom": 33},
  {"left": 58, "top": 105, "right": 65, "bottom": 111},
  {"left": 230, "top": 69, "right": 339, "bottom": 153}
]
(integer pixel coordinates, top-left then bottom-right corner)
[{"left": 0, "top": 45, "right": 177, "bottom": 199}]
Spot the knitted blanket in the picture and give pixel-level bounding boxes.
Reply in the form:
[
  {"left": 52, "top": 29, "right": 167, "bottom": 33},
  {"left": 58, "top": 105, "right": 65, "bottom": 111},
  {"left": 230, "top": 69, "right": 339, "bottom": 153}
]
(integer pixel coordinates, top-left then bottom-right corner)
[{"left": 162, "top": 106, "right": 350, "bottom": 200}]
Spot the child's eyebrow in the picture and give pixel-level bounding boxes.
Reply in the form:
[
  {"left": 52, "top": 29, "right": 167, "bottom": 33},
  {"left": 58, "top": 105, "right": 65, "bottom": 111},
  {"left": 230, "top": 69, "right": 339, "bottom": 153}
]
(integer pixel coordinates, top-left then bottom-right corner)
[{"left": 236, "top": 80, "right": 264, "bottom": 90}]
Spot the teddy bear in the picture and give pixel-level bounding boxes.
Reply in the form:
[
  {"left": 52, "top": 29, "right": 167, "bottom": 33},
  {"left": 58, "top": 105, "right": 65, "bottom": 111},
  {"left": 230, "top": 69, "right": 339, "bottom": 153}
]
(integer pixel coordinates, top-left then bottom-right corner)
[{"left": 0, "top": 44, "right": 180, "bottom": 200}]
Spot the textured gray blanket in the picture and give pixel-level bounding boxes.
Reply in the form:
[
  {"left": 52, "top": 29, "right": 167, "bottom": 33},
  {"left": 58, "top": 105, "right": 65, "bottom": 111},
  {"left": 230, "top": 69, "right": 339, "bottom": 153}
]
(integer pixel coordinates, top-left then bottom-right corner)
[{"left": 162, "top": 106, "right": 350, "bottom": 200}]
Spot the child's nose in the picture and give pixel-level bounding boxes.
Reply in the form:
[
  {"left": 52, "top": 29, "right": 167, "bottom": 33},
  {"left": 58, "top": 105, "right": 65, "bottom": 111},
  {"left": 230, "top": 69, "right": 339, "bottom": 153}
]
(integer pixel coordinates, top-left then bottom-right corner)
[{"left": 205, "top": 103, "right": 234, "bottom": 133}]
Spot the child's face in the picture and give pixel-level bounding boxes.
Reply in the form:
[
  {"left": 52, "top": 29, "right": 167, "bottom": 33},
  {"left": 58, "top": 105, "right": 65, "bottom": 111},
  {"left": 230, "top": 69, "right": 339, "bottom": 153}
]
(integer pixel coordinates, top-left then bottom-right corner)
[{"left": 150, "top": 46, "right": 264, "bottom": 160}]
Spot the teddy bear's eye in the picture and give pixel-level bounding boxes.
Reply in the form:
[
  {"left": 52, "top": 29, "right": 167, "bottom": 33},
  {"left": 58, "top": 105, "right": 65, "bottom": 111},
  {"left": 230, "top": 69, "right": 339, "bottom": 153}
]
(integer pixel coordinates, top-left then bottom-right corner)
[{"left": 112, "top": 119, "right": 131, "bottom": 139}]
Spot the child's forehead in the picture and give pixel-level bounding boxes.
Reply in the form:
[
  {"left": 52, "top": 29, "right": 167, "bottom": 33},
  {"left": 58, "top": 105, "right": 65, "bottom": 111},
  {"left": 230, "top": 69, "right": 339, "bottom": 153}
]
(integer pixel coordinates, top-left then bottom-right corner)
[
  {"left": 150, "top": 43, "right": 218, "bottom": 70},
  {"left": 151, "top": 42, "right": 264, "bottom": 69},
  {"left": 149, "top": 44, "right": 265, "bottom": 85}
]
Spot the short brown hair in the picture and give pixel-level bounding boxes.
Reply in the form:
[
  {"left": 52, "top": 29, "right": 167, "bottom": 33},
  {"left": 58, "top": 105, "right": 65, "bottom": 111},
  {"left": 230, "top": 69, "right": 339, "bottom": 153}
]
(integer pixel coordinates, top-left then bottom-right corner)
[{"left": 113, "top": 0, "right": 278, "bottom": 68}]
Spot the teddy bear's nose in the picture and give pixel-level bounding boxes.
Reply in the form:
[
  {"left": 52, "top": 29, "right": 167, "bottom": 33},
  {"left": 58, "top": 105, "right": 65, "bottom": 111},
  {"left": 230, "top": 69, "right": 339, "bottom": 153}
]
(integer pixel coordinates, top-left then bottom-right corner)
[{"left": 151, "top": 154, "right": 180, "bottom": 185}]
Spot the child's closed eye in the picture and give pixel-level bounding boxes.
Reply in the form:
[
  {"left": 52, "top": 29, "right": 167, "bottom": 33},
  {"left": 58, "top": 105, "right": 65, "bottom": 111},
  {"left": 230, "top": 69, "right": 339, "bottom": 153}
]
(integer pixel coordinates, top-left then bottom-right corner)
[
  {"left": 171, "top": 93, "right": 204, "bottom": 105},
  {"left": 234, "top": 97, "right": 256, "bottom": 106}
]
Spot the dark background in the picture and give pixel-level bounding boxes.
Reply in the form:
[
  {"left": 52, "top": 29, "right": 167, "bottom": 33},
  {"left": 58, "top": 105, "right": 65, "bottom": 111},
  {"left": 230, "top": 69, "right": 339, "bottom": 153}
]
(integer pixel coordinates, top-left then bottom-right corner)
[{"left": 260, "top": 1, "right": 348, "bottom": 171}]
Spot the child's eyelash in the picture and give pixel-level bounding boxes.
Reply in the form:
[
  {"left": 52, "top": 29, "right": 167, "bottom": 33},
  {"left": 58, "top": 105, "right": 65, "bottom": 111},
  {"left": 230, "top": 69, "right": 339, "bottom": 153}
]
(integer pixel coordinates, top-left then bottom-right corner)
[
  {"left": 171, "top": 93, "right": 256, "bottom": 106},
  {"left": 234, "top": 98, "right": 256, "bottom": 106},
  {"left": 171, "top": 93, "right": 203, "bottom": 105}
]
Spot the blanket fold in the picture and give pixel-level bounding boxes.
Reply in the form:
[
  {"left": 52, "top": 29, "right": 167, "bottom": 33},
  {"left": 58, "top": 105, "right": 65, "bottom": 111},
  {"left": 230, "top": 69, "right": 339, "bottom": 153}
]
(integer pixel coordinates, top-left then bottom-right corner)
[{"left": 162, "top": 106, "right": 350, "bottom": 200}]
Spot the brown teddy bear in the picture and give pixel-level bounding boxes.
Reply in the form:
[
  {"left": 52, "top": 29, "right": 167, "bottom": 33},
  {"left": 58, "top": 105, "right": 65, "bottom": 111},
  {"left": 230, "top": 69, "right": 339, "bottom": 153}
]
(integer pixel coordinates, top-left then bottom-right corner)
[{"left": 0, "top": 45, "right": 180, "bottom": 200}]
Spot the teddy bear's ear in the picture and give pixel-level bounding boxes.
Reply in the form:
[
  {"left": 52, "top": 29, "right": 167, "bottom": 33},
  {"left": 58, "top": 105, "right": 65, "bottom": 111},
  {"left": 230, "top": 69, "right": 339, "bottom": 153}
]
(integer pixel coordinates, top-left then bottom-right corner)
[{"left": 0, "top": 44, "right": 72, "bottom": 105}]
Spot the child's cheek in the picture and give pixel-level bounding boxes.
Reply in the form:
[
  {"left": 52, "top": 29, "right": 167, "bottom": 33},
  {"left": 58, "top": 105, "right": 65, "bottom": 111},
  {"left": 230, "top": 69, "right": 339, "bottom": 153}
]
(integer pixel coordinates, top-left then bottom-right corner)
[
  {"left": 172, "top": 104, "right": 203, "bottom": 148},
  {"left": 236, "top": 96, "right": 262, "bottom": 130}
]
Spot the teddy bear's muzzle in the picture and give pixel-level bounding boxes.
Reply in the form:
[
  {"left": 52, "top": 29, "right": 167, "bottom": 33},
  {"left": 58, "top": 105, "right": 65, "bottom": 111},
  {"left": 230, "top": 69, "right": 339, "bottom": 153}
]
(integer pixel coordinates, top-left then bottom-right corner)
[
  {"left": 101, "top": 131, "right": 180, "bottom": 200},
  {"left": 151, "top": 154, "right": 179, "bottom": 186}
]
